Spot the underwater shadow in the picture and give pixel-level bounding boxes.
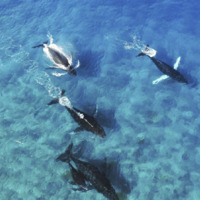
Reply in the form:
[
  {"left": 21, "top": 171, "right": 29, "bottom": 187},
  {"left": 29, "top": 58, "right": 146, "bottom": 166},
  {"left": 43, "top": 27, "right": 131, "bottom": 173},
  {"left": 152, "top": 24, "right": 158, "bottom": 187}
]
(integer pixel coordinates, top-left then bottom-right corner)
[
  {"left": 88, "top": 158, "right": 132, "bottom": 195},
  {"left": 77, "top": 50, "right": 104, "bottom": 77},
  {"left": 96, "top": 107, "right": 119, "bottom": 131},
  {"left": 80, "top": 105, "right": 119, "bottom": 131},
  {"left": 69, "top": 141, "right": 131, "bottom": 194}
]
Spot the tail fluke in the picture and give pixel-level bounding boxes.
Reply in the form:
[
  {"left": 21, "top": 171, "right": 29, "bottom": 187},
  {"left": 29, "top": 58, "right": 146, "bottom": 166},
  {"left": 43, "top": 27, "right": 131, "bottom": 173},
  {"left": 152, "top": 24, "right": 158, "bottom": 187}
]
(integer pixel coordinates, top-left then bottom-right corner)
[
  {"left": 47, "top": 99, "right": 59, "bottom": 105},
  {"left": 32, "top": 41, "right": 48, "bottom": 48},
  {"left": 56, "top": 143, "right": 73, "bottom": 162},
  {"left": 136, "top": 52, "right": 146, "bottom": 57}
]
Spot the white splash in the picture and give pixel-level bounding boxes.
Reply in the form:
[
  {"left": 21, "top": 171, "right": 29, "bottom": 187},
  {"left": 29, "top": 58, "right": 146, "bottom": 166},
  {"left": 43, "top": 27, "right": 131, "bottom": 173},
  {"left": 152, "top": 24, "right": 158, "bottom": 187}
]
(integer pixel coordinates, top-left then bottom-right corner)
[
  {"left": 34, "top": 71, "right": 61, "bottom": 98},
  {"left": 59, "top": 96, "right": 72, "bottom": 108},
  {"left": 141, "top": 46, "right": 157, "bottom": 57},
  {"left": 1, "top": 35, "right": 62, "bottom": 99},
  {"left": 47, "top": 32, "right": 53, "bottom": 44},
  {"left": 124, "top": 35, "right": 145, "bottom": 51},
  {"left": 52, "top": 72, "right": 67, "bottom": 77}
]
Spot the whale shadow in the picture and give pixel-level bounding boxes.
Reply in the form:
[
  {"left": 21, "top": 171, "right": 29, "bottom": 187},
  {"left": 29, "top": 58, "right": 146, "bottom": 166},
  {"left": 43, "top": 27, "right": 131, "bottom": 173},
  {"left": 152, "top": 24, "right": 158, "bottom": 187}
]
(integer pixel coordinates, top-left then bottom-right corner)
[
  {"left": 59, "top": 140, "right": 132, "bottom": 197},
  {"left": 77, "top": 50, "right": 104, "bottom": 77},
  {"left": 96, "top": 108, "right": 119, "bottom": 130},
  {"left": 89, "top": 158, "right": 132, "bottom": 195}
]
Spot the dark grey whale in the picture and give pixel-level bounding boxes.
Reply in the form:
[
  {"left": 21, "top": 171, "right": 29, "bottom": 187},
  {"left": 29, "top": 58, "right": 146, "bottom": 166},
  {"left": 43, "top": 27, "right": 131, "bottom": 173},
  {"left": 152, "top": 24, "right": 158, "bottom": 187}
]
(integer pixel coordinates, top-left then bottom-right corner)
[
  {"left": 56, "top": 143, "right": 119, "bottom": 200},
  {"left": 48, "top": 90, "right": 106, "bottom": 138}
]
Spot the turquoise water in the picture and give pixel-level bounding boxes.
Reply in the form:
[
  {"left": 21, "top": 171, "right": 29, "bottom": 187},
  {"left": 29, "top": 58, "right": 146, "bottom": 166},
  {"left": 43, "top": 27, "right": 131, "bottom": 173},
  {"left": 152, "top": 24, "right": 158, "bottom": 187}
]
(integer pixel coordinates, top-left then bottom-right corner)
[{"left": 1, "top": 0, "right": 200, "bottom": 199}]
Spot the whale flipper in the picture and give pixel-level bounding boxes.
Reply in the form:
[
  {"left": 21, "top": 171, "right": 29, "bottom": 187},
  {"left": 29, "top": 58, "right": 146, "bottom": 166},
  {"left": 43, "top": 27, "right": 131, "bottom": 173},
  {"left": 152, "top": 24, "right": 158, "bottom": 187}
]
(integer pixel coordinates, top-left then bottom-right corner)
[
  {"left": 173, "top": 56, "right": 181, "bottom": 70},
  {"left": 74, "top": 60, "right": 80, "bottom": 69},
  {"left": 152, "top": 75, "right": 169, "bottom": 84},
  {"left": 32, "top": 41, "right": 48, "bottom": 48}
]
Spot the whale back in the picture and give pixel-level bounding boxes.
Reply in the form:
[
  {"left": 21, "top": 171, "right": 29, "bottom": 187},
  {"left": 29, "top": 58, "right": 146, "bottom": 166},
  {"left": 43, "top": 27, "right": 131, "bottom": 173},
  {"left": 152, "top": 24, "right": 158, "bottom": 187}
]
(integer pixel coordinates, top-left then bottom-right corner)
[
  {"left": 150, "top": 57, "right": 188, "bottom": 84},
  {"left": 65, "top": 107, "right": 106, "bottom": 137},
  {"left": 48, "top": 47, "right": 70, "bottom": 66}
]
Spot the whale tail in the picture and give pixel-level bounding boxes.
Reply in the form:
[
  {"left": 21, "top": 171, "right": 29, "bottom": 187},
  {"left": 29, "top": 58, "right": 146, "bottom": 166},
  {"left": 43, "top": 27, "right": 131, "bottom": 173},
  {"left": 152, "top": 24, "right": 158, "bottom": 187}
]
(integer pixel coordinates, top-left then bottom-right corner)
[
  {"left": 136, "top": 45, "right": 157, "bottom": 57},
  {"left": 47, "top": 99, "right": 59, "bottom": 105},
  {"left": 56, "top": 143, "right": 73, "bottom": 163},
  {"left": 136, "top": 52, "right": 146, "bottom": 57},
  {"left": 47, "top": 90, "right": 66, "bottom": 105},
  {"left": 32, "top": 41, "right": 48, "bottom": 48}
]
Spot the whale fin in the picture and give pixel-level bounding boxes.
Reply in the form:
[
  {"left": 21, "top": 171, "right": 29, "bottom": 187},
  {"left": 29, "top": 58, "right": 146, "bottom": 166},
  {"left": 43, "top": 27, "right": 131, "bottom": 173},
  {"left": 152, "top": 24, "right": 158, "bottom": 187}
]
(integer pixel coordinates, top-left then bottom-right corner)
[
  {"left": 152, "top": 75, "right": 169, "bottom": 84},
  {"left": 32, "top": 41, "right": 48, "bottom": 48},
  {"left": 173, "top": 56, "right": 181, "bottom": 70},
  {"left": 47, "top": 99, "right": 59, "bottom": 105},
  {"left": 56, "top": 143, "right": 73, "bottom": 162}
]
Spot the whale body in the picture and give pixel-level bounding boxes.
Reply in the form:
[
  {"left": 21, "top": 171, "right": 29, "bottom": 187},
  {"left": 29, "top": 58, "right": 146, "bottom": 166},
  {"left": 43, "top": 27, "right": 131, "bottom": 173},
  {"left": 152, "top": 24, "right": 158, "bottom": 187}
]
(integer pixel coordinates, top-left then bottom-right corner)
[{"left": 57, "top": 143, "right": 119, "bottom": 200}]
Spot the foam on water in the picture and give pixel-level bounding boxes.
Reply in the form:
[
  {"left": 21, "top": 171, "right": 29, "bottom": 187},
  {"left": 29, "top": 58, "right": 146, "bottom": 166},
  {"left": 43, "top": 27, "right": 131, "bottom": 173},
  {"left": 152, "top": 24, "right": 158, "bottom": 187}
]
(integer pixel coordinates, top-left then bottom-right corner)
[
  {"left": 124, "top": 35, "right": 146, "bottom": 51},
  {"left": 59, "top": 96, "right": 72, "bottom": 108}
]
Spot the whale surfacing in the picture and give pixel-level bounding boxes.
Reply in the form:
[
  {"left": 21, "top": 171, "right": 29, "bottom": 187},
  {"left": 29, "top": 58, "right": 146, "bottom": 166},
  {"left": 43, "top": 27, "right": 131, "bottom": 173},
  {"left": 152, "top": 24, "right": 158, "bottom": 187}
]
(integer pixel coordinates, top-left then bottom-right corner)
[{"left": 33, "top": 40, "right": 77, "bottom": 76}]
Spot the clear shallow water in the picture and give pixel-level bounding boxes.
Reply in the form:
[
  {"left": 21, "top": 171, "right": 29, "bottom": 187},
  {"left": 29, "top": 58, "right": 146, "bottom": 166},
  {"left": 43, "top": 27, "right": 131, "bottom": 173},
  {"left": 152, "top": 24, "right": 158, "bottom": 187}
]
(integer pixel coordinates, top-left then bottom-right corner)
[{"left": 1, "top": 0, "right": 200, "bottom": 200}]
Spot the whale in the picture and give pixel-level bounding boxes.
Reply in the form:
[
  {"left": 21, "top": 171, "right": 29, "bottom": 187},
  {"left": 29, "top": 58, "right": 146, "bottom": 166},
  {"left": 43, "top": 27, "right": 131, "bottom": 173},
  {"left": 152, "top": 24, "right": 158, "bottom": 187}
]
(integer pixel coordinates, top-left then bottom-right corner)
[
  {"left": 32, "top": 41, "right": 77, "bottom": 76},
  {"left": 137, "top": 45, "right": 188, "bottom": 84},
  {"left": 56, "top": 143, "right": 119, "bottom": 200},
  {"left": 48, "top": 90, "right": 106, "bottom": 138},
  {"left": 57, "top": 143, "right": 92, "bottom": 192}
]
